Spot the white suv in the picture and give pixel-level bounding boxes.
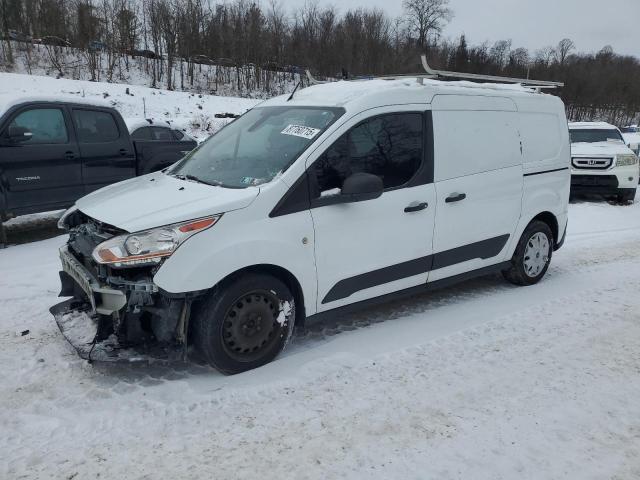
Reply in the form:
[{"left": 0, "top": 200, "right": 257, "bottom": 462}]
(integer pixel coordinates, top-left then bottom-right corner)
[
  {"left": 53, "top": 76, "right": 570, "bottom": 374},
  {"left": 569, "top": 122, "right": 638, "bottom": 203}
]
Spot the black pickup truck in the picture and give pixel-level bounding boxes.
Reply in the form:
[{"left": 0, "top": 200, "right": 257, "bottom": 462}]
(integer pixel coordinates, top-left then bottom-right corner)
[{"left": 0, "top": 99, "right": 196, "bottom": 244}]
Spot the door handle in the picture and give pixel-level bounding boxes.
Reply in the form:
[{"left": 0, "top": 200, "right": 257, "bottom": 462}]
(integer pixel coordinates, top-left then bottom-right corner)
[
  {"left": 119, "top": 148, "right": 129, "bottom": 156},
  {"left": 404, "top": 202, "right": 428, "bottom": 213},
  {"left": 64, "top": 151, "right": 75, "bottom": 160},
  {"left": 445, "top": 193, "right": 466, "bottom": 203}
]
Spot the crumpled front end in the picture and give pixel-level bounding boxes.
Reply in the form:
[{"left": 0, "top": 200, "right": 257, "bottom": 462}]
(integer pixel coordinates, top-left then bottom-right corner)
[{"left": 50, "top": 211, "right": 199, "bottom": 363}]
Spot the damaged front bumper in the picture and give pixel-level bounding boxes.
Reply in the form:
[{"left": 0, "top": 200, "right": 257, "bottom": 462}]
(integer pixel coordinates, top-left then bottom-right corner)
[
  {"left": 51, "top": 245, "right": 198, "bottom": 363},
  {"left": 58, "top": 245, "right": 127, "bottom": 315},
  {"left": 50, "top": 299, "right": 183, "bottom": 362}
]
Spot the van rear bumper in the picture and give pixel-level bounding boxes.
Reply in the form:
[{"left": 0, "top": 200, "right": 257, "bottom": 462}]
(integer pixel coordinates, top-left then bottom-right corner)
[{"left": 554, "top": 221, "right": 567, "bottom": 251}]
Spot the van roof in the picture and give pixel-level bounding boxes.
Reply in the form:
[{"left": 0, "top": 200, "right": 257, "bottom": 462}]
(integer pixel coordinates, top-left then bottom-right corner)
[
  {"left": 568, "top": 121, "right": 618, "bottom": 130},
  {"left": 260, "top": 77, "right": 554, "bottom": 111}
]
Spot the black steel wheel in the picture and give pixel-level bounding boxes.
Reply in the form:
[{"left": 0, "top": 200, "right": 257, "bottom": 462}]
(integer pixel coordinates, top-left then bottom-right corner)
[
  {"left": 192, "top": 273, "right": 296, "bottom": 374},
  {"left": 222, "top": 290, "right": 283, "bottom": 362}
]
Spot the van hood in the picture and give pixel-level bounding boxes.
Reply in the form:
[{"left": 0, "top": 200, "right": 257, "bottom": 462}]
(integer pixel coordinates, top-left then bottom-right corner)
[
  {"left": 571, "top": 141, "right": 634, "bottom": 157},
  {"left": 76, "top": 171, "right": 259, "bottom": 232}
]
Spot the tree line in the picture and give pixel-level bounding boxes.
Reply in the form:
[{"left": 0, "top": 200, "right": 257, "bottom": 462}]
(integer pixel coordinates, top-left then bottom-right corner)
[{"left": 1, "top": 0, "right": 638, "bottom": 124}]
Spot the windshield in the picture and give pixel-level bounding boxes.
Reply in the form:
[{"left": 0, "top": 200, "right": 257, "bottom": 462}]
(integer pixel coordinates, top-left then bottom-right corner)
[
  {"left": 169, "top": 106, "right": 344, "bottom": 188},
  {"left": 570, "top": 128, "right": 625, "bottom": 144}
]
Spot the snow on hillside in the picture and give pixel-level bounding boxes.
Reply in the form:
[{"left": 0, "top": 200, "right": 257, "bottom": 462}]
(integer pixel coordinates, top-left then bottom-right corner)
[
  {"left": 0, "top": 72, "right": 262, "bottom": 141},
  {"left": 2, "top": 42, "right": 300, "bottom": 99},
  {"left": 1, "top": 195, "right": 640, "bottom": 479}
]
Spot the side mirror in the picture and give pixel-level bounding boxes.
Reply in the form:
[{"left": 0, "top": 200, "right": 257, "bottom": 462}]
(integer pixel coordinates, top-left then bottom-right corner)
[
  {"left": 340, "top": 172, "right": 384, "bottom": 203},
  {"left": 5, "top": 126, "right": 33, "bottom": 143}
]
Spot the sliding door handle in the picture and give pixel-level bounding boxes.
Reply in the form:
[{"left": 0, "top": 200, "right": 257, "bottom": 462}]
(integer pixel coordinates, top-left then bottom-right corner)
[
  {"left": 445, "top": 193, "right": 466, "bottom": 203},
  {"left": 404, "top": 202, "right": 428, "bottom": 213}
]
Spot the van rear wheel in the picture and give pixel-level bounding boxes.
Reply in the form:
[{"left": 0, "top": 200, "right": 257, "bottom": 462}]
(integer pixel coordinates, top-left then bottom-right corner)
[
  {"left": 192, "top": 273, "right": 295, "bottom": 374},
  {"left": 502, "top": 221, "right": 553, "bottom": 286}
]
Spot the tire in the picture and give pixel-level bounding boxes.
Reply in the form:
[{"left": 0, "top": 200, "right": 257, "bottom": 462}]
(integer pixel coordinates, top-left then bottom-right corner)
[
  {"left": 502, "top": 221, "right": 554, "bottom": 286},
  {"left": 192, "top": 273, "right": 296, "bottom": 374},
  {"left": 617, "top": 189, "right": 636, "bottom": 204}
]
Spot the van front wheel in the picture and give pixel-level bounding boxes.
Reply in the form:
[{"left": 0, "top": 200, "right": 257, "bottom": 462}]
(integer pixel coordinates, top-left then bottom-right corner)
[
  {"left": 502, "top": 221, "right": 554, "bottom": 286},
  {"left": 192, "top": 273, "right": 296, "bottom": 374}
]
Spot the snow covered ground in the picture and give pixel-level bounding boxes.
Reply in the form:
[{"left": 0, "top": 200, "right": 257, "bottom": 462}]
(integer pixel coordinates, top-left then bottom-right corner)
[
  {"left": 1, "top": 194, "right": 640, "bottom": 479},
  {"left": 0, "top": 72, "right": 261, "bottom": 141}
]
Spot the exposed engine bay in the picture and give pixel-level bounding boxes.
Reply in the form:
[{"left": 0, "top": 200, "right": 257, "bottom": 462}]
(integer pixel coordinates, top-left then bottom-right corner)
[{"left": 50, "top": 210, "right": 201, "bottom": 362}]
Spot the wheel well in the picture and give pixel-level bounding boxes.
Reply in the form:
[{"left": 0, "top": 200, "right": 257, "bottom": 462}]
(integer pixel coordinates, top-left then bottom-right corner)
[
  {"left": 218, "top": 264, "right": 306, "bottom": 326},
  {"left": 531, "top": 211, "right": 559, "bottom": 244}
]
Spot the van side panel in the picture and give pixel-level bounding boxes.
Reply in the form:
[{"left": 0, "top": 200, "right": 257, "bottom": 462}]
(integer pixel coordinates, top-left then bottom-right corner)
[
  {"left": 429, "top": 97, "right": 523, "bottom": 282},
  {"left": 505, "top": 96, "right": 570, "bottom": 256},
  {"left": 516, "top": 95, "right": 568, "bottom": 174},
  {"left": 153, "top": 179, "right": 319, "bottom": 314}
]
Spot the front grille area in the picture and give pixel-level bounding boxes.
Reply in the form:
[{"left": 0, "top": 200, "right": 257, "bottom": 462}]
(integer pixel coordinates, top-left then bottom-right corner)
[
  {"left": 67, "top": 214, "right": 158, "bottom": 284},
  {"left": 67, "top": 214, "right": 127, "bottom": 281},
  {"left": 571, "top": 174, "right": 619, "bottom": 188},
  {"left": 571, "top": 157, "right": 613, "bottom": 170},
  {"left": 86, "top": 216, "right": 126, "bottom": 237}
]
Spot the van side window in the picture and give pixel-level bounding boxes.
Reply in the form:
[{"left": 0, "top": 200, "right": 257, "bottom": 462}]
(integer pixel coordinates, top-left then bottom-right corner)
[
  {"left": 7, "top": 108, "right": 68, "bottom": 144},
  {"left": 314, "top": 113, "right": 423, "bottom": 193},
  {"left": 73, "top": 110, "right": 120, "bottom": 143}
]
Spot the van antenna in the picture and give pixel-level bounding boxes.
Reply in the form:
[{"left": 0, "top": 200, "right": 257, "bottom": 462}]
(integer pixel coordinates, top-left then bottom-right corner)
[{"left": 287, "top": 80, "right": 302, "bottom": 101}]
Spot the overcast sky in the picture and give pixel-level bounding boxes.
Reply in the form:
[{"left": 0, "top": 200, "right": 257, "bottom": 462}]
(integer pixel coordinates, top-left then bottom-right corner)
[{"left": 280, "top": 0, "right": 639, "bottom": 57}]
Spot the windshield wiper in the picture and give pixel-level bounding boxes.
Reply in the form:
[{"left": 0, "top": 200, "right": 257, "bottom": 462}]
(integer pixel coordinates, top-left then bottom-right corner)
[{"left": 171, "top": 173, "right": 225, "bottom": 187}]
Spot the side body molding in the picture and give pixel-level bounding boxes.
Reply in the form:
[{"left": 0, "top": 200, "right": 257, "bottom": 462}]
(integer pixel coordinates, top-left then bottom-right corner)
[{"left": 322, "top": 234, "right": 510, "bottom": 304}]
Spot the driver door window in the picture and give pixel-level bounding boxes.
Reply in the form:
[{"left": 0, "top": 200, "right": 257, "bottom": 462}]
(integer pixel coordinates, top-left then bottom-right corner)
[
  {"left": 313, "top": 113, "right": 423, "bottom": 196},
  {"left": 8, "top": 108, "right": 69, "bottom": 144},
  {"left": 307, "top": 110, "right": 435, "bottom": 312}
]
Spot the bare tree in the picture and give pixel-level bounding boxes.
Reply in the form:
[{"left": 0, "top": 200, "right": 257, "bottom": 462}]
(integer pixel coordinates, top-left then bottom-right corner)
[
  {"left": 2, "top": 0, "right": 640, "bottom": 127},
  {"left": 1, "top": 0, "right": 14, "bottom": 64},
  {"left": 534, "top": 46, "right": 556, "bottom": 67},
  {"left": 555, "top": 38, "right": 575, "bottom": 65},
  {"left": 489, "top": 39, "right": 511, "bottom": 69},
  {"left": 402, "top": 0, "right": 452, "bottom": 49}
]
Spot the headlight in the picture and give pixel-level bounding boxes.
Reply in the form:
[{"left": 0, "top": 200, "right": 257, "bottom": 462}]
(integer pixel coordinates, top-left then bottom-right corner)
[
  {"left": 616, "top": 154, "right": 638, "bottom": 166},
  {"left": 92, "top": 215, "right": 221, "bottom": 267}
]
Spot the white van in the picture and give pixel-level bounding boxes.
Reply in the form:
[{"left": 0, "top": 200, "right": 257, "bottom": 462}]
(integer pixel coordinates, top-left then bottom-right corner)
[
  {"left": 569, "top": 122, "right": 638, "bottom": 202},
  {"left": 53, "top": 68, "right": 570, "bottom": 374}
]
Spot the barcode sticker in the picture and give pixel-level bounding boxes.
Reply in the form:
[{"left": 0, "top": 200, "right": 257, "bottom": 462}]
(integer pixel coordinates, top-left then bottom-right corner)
[{"left": 281, "top": 124, "right": 321, "bottom": 139}]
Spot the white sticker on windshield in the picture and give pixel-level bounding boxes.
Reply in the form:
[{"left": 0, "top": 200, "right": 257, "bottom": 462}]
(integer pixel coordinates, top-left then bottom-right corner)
[{"left": 281, "top": 124, "right": 321, "bottom": 139}]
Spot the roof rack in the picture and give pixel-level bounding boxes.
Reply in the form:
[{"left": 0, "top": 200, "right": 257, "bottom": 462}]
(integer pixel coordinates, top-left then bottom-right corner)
[
  {"left": 305, "top": 55, "right": 564, "bottom": 90},
  {"left": 420, "top": 55, "right": 564, "bottom": 88},
  {"left": 305, "top": 70, "right": 432, "bottom": 85}
]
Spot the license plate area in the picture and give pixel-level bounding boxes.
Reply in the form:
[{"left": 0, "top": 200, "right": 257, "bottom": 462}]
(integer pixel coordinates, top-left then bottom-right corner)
[
  {"left": 60, "top": 247, "right": 99, "bottom": 312},
  {"left": 59, "top": 246, "right": 127, "bottom": 315}
]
